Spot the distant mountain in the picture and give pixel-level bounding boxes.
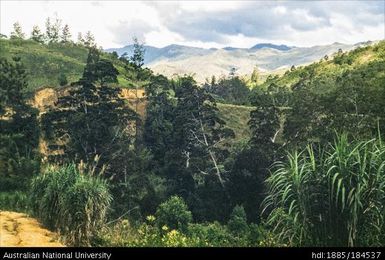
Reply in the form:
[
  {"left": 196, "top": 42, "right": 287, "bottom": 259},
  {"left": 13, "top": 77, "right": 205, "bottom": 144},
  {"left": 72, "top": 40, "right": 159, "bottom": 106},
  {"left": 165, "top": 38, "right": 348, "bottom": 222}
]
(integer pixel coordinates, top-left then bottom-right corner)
[
  {"left": 250, "top": 43, "right": 292, "bottom": 51},
  {"left": 107, "top": 41, "right": 374, "bottom": 83}
]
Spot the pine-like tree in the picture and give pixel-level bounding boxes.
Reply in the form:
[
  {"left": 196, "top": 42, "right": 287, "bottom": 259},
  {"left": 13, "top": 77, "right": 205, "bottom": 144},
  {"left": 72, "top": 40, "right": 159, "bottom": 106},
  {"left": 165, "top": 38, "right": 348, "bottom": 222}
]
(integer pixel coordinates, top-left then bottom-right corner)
[
  {"left": 42, "top": 48, "right": 137, "bottom": 177},
  {"left": 61, "top": 24, "right": 72, "bottom": 43},
  {"left": 10, "top": 22, "right": 25, "bottom": 39},
  {"left": 0, "top": 57, "right": 39, "bottom": 176},
  {"left": 45, "top": 17, "right": 61, "bottom": 43},
  {"left": 83, "top": 31, "right": 96, "bottom": 48},
  {"left": 30, "top": 25, "right": 44, "bottom": 43},
  {"left": 130, "top": 37, "right": 145, "bottom": 68}
]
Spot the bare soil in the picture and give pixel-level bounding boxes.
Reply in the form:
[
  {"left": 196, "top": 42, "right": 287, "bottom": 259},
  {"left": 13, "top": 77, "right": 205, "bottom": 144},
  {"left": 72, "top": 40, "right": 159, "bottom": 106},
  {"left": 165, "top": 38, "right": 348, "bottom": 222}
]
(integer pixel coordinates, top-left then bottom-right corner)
[{"left": 0, "top": 211, "right": 64, "bottom": 247}]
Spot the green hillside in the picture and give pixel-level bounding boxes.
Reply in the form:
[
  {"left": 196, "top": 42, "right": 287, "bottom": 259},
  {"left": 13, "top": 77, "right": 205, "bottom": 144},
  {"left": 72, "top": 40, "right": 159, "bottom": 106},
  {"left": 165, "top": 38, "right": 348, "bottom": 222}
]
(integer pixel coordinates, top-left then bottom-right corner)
[
  {"left": 0, "top": 39, "right": 132, "bottom": 93},
  {"left": 260, "top": 40, "right": 385, "bottom": 91}
]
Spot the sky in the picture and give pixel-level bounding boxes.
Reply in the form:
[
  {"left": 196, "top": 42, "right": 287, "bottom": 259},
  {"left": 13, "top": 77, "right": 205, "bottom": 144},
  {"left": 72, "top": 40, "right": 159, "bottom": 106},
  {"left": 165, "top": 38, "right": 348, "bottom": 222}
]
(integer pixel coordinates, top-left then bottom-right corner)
[{"left": 1, "top": 0, "right": 384, "bottom": 49}]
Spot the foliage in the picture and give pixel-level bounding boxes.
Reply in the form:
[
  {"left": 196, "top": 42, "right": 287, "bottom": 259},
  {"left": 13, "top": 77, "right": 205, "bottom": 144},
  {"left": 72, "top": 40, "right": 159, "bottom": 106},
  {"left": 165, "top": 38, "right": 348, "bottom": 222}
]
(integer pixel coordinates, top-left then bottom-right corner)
[
  {"left": 204, "top": 76, "right": 250, "bottom": 105},
  {"left": 42, "top": 48, "right": 138, "bottom": 177},
  {"left": 130, "top": 37, "right": 145, "bottom": 68},
  {"left": 97, "top": 214, "right": 258, "bottom": 247},
  {"left": 30, "top": 164, "right": 112, "bottom": 246},
  {"left": 0, "top": 191, "right": 30, "bottom": 213},
  {"left": 10, "top": 22, "right": 25, "bottom": 40},
  {"left": 155, "top": 196, "right": 193, "bottom": 232},
  {"left": 228, "top": 205, "right": 249, "bottom": 235},
  {"left": 0, "top": 57, "right": 40, "bottom": 179},
  {"left": 263, "top": 134, "right": 385, "bottom": 246}
]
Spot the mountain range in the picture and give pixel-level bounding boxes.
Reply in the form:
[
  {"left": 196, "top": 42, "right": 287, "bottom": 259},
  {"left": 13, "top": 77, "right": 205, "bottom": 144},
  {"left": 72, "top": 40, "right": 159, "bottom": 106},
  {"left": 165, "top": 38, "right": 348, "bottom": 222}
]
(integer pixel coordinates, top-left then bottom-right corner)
[{"left": 107, "top": 41, "right": 375, "bottom": 83}]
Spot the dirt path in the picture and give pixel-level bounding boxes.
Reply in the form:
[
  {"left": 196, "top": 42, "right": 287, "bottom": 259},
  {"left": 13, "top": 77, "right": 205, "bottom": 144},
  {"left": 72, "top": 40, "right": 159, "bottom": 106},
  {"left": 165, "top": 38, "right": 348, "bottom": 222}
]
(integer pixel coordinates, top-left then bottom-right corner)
[{"left": 0, "top": 211, "right": 64, "bottom": 247}]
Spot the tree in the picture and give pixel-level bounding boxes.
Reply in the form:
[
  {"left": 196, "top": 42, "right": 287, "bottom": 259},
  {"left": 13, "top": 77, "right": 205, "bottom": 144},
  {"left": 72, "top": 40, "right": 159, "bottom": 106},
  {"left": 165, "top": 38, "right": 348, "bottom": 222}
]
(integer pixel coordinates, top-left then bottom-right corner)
[
  {"left": 143, "top": 75, "right": 175, "bottom": 163},
  {"left": 81, "top": 47, "right": 118, "bottom": 85},
  {"left": 0, "top": 57, "right": 39, "bottom": 177},
  {"left": 30, "top": 25, "right": 44, "bottom": 43},
  {"left": 77, "top": 32, "right": 84, "bottom": 45},
  {"left": 61, "top": 24, "right": 72, "bottom": 43},
  {"left": 229, "top": 67, "right": 237, "bottom": 77},
  {"left": 205, "top": 77, "right": 250, "bottom": 105},
  {"left": 42, "top": 48, "right": 137, "bottom": 177},
  {"left": 83, "top": 31, "right": 96, "bottom": 48},
  {"left": 10, "top": 22, "right": 25, "bottom": 39},
  {"left": 45, "top": 17, "right": 61, "bottom": 43},
  {"left": 130, "top": 37, "right": 145, "bottom": 68},
  {"left": 168, "top": 77, "right": 235, "bottom": 221},
  {"left": 173, "top": 77, "right": 234, "bottom": 189},
  {"left": 250, "top": 67, "right": 259, "bottom": 85}
]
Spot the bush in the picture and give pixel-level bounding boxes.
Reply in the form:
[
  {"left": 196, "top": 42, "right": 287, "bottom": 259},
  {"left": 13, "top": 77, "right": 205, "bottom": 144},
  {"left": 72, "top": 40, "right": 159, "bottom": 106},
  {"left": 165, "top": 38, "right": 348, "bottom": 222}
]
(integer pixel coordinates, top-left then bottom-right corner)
[
  {"left": 30, "top": 164, "right": 112, "bottom": 246},
  {"left": 155, "top": 196, "right": 192, "bottom": 233},
  {"left": 188, "top": 222, "right": 233, "bottom": 246}
]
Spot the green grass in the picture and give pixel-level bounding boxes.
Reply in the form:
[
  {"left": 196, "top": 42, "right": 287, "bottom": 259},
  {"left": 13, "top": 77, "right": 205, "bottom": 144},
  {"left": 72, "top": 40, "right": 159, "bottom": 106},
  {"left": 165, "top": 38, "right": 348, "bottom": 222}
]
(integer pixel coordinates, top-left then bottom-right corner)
[
  {"left": 0, "top": 38, "right": 132, "bottom": 93},
  {"left": 217, "top": 103, "right": 254, "bottom": 144}
]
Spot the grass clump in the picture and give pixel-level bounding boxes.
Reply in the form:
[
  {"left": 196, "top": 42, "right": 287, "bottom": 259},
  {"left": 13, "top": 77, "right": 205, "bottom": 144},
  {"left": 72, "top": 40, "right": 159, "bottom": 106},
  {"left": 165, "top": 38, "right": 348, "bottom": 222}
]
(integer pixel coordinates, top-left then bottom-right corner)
[
  {"left": 263, "top": 134, "right": 385, "bottom": 246},
  {"left": 30, "top": 163, "right": 112, "bottom": 246}
]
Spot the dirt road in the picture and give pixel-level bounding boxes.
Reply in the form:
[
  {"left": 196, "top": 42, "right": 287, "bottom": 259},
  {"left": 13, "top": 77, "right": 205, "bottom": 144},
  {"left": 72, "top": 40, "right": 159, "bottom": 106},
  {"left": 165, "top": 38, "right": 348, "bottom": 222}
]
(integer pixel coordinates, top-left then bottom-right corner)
[{"left": 0, "top": 211, "right": 64, "bottom": 247}]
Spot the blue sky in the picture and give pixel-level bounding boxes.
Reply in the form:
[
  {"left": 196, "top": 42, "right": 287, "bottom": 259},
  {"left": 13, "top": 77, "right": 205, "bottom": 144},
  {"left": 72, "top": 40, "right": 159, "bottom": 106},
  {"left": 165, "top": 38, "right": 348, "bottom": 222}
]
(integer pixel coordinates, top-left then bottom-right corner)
[{"left": 1, "top": 0, "right": 384, "bottom": 48}]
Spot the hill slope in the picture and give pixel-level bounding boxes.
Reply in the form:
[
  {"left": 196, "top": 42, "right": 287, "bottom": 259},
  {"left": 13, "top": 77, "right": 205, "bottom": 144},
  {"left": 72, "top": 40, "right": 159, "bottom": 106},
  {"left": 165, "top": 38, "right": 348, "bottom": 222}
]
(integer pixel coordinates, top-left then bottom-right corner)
[
  {"left": 259, "top": 40, "right": 385, "bottom": 91},
  {"left": 0, "top": 39, "right": 132, "bottom": 93}
]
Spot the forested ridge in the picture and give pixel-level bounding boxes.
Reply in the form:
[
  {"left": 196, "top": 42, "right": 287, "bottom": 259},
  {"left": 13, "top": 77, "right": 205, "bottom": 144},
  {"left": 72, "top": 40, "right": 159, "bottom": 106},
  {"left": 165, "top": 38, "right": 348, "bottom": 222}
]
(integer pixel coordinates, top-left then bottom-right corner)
[{"left": 1, "top": 21, "right": 385, "bottom": 247}]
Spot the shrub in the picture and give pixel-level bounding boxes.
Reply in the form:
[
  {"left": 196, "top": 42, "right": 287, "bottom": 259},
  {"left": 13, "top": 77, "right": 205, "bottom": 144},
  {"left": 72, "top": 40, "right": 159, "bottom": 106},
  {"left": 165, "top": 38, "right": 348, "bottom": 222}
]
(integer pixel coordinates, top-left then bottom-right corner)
[
  {"left": 155, "top": 196, "right": 192, "bottom": 233},
  {"left": 30, "top": 164, "right": 112, "bottom": 246},
  {"left": 188, "top": 222, "right": 233, "bottom": 246}
]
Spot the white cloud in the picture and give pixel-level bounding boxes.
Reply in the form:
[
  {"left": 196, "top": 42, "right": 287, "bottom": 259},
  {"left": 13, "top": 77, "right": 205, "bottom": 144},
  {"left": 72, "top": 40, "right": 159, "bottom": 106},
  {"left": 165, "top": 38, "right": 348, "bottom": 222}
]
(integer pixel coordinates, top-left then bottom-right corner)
[{"left": 1, "top": 0, "right": 384, "bottom": 49}]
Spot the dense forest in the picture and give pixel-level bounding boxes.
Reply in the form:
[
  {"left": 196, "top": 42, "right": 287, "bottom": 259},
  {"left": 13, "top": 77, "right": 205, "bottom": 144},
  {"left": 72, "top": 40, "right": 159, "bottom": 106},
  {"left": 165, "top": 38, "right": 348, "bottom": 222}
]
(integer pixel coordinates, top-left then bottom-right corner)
[{"left": 1, "top": 19, "right": 385, "bottom": 247}]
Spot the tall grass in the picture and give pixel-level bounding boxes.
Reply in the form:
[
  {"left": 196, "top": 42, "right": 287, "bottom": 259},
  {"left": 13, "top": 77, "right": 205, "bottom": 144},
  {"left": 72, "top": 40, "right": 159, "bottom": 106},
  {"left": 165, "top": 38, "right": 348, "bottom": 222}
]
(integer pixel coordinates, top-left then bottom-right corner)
[
  {"left": 30, "top": 164, "right": 112, "bottom": 246},
  {"left": 263, "top": 134, "right": 385, "bottom": 246}
]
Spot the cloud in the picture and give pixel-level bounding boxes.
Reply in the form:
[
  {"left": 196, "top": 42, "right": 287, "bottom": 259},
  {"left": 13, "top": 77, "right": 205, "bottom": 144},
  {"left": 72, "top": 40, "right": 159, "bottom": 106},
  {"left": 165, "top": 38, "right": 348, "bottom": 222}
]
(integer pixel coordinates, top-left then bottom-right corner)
[
  {"left": 109, "top": 19, "right": 157, "bottom": 45},
  {"left": 1, "top": 0, "right": 384, "bottom": 48},
  {"left": 151, "top": 0, "right": 384, "bottom": 46}
]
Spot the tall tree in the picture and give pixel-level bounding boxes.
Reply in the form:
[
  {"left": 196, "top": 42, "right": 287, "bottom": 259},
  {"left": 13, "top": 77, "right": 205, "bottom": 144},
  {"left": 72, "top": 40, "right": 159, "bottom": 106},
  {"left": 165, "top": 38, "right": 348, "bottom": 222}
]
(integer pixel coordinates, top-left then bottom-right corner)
[
  {"left": 130, "top": 37, "right": 145, "bottom": 68},
  {"left": 10, "top": 22, "right": 25, "bottom": 39},
  {"left": 173, "top": 77, "right": 234, "bottom": 189},
  {"left": 77, "top": 32, "right": 84, "bottom": 45},
  {"left": 83, "top": 31, "right": 96, "bottom": 48},
  {"left": 0, "top": 57, "right": 39, "bottom": 177},
  {"left": 61, "top": 24, "right": 72, "bottom": 43},
  {"left": 81, "top": 47, "right": 119, "bottom": 86},
  {"left": 30, "top": 25, "right": 44, "bottom": 43},
  {"left": 45, "top": 17, "right": 61, "bottom": 43},
  {"left": 42, "top": 48, "right": 137, "bottom": 177},
  {"left": 167, "top": 77, "right": 235, "bottom": 221}
]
